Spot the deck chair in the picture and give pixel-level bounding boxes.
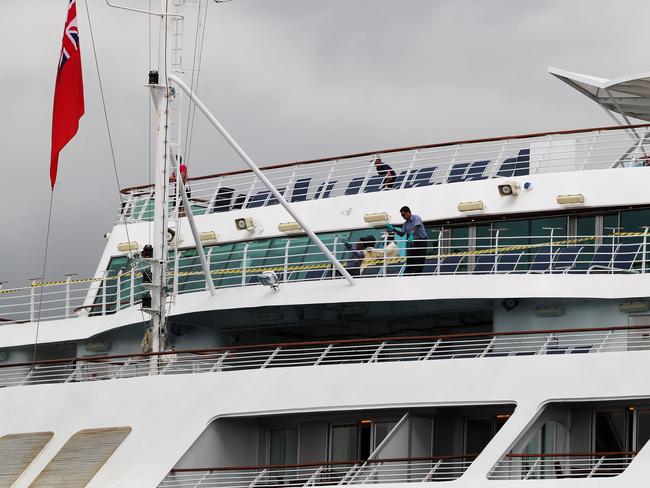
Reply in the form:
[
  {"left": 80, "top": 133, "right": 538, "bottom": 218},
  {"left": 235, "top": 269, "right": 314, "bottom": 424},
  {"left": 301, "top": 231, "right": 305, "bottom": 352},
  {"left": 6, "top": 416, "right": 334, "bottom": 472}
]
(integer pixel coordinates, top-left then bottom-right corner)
[
  {"left": 231, "top": 193, "right": 246, "bottom": 210},
  {"left": 394, "top": 170, "right": 413, "bottom": 189},
  {"left": 290, "top": 178, "right": 311, "bottom": 202},
  {"left": 304, "top": 269, "right": 326, "bottom": 281},
  {"left": 438, "top": 255, "right": 465, "bottom": 274},
  {"left": 473, "top": 254, "right": 496, "bottom": 274},
  {"left": 528, "top": 247, "right": 554, "bottom": 274},
  {"left": 447, "top": 162, "right": 470, "bottom": 183},
  {"left": 266, "top": 188, "right": 286, "bottom": 206},
  {"left": 314, "top": 180, "right": 336, "bottom": 199},
  {"left": 363, "top": 175, "right": 385, "bottom": 193},
  {"left": 552, "top": 246, "right": 584, "bottom": 274},
  {"left": 344, "top": 177, "right": 364, "bottom": 195},
  {"left": 464, "top": 160, "right": 491, "bottom": 181},
  {"left": 589, "top": 243, "right": 641, "bottom": 273},
  {"left": 245, "top": 191, "right": 270, "bottom": 208},
  {"left": 411, "top": 166, "right": 436, "bottom": 187},
  {"left": 422, "top": 258, "right": 438, "bottom": 275},
  {"left": 587, "top": 244, "right": 617, "bottom": 273},
  {"left": 210, "top": 186, "right": 234, "bottom": 213},
  {"left": 386, "top": 263, "right": 404, "bottom": 276},
  {"left": 496, "top": 253, "right": 521, "bottom": 274},
  {"left": 496, "top": 149, "right": 530, "bottom": 177},
  {"left": 360, "top": 265, "right": 382, "bottom": 277}
]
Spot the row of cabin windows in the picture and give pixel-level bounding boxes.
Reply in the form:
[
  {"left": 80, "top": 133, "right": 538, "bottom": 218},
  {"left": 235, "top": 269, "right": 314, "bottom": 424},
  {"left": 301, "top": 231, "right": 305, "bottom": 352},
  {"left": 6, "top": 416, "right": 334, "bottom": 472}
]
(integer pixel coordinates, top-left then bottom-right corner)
[
  {"left": 95, "top": 208, "right": 650, "bottom": 312},
  {"left": 268, "top": 415, "right": 506, "bottom": 465}
]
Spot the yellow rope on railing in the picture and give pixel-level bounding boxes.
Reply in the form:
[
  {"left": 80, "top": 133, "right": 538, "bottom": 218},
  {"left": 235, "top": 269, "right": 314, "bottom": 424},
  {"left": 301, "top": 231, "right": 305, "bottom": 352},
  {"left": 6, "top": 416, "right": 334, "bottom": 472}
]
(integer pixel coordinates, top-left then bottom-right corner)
[{"left": 3, "top": 231, "right": 645, "bottom": 294}]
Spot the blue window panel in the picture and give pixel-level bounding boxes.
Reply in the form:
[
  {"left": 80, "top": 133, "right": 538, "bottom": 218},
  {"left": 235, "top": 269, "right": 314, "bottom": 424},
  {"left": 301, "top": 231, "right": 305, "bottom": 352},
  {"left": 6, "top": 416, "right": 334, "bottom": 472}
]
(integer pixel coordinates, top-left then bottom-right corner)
[
  {"left": 231, "top": 193, "right": 246, "bottom": 210},
  {"left": 246, "top": 191, "right": 271, "bottom": 208},
  {"left": 447, "top": 162, "right": 470, "bottom": 183},
  {"left": 363, "top": 175, "right": 385, "bottom": 193},
  {"left": 314, "top": 180, "right": 337, "bottom": 199},
  {"left": 497, "top": 149, "right": 530, "bottom": 177},
  {"left": 464, "top": 160, "right": 491, "bottom": 181},
  {"left": 290, "top": 178, "right": 311, "bottom": 202},
  {"left": 344, "top": 177, "right": 364, "bottom": 195},
  {"left": 266, "top": 188, "right": 286, "bottom": 206},
  {"left": 411, "top": 166, "right": 436, "bottom": 187}
]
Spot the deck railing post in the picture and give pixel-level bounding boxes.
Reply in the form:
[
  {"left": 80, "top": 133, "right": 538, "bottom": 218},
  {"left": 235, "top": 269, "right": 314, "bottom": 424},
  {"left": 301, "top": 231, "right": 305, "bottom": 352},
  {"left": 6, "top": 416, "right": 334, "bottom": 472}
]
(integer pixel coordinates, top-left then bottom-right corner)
[
  {"left": 101, "top": 271, "right": 108, "bottom": 316},
  {"left": 242, "top": 243, "right": 249, "bottom": 286},
  {"left": 29, "top": 279, "right": 38, "bottom": 322},
  {"left": 642, "top": 227, "right": 649, "bottom": 273},
  {"left": 130, "top": 265, "right": 135, "bottom": 306},
  {"left": 284, "top": 240, "right": 291, "bottom": 282},
  {"left": 116, "top": 271, "right": 123, "bottom": 312},
  {"left": 401, "top": 149, "right": 420, "bottom": 189},
  {"left": 64, "top": 274, "right": 75, "bottom": 319}
]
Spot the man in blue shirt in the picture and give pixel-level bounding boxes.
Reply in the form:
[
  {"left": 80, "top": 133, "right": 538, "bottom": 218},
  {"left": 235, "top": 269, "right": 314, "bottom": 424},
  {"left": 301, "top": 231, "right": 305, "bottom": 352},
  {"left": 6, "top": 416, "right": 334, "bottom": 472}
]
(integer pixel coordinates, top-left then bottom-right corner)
[{"left": 387, "top": 206, "right": 428, "bottom": 274}]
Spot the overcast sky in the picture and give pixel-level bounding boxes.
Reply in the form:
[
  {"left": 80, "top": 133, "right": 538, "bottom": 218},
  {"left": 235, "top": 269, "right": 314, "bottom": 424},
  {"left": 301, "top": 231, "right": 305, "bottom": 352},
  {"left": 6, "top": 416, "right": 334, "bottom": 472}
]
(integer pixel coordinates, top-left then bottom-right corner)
[{"left": 0, "top": 0, "right": 648, "bottom": 288}]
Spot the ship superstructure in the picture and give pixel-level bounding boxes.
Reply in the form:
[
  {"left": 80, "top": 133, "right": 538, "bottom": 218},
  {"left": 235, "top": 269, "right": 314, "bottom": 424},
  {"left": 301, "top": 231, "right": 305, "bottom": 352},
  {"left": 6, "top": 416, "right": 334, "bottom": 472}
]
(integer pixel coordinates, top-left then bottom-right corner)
[{"left": 2, "top": 2, "right": 650, "bottom": 487}]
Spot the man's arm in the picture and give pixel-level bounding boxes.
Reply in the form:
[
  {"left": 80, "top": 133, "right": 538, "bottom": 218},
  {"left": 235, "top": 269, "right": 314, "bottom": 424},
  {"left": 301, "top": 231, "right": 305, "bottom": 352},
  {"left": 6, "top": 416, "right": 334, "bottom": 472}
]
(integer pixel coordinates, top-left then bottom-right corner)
[{"left": 386, "top": 224, "right": 405, "bottom": 237}]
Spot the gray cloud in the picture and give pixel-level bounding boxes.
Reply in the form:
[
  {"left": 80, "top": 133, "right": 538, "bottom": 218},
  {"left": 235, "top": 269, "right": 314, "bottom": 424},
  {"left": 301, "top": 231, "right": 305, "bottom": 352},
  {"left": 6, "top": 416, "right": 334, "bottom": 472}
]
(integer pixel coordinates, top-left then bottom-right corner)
[{"left": 1, "top": 0, "right": 648, "bottom": 288}]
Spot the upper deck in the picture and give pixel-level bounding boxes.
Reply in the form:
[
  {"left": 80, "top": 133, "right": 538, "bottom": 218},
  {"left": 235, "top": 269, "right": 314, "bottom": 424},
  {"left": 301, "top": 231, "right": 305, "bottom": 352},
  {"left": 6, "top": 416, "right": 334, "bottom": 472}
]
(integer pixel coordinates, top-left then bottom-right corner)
[{"left": 119, "top": 124, "right": 650, "bottom": 222}]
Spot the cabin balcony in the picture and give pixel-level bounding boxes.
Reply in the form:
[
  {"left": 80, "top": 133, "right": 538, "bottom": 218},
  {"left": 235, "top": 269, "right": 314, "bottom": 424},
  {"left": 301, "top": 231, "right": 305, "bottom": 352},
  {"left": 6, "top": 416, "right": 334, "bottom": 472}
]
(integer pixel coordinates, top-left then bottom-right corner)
[
  {"left": 488, "top": 399, "right": 650, "bottom": 480},
  {"left": 1, "top": 324, "right": 648, "bottom": 389},
  {"left": 158, "top": 406, "right": 514, "bottom": 487},
  {"left": 119, "top": 124, "right": 650, "bottom": 223}
]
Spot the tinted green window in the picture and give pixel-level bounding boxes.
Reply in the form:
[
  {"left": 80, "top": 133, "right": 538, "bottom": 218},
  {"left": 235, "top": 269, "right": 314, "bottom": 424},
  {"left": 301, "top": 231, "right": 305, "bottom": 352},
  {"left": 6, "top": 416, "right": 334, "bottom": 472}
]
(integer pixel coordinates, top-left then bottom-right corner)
[
  {"left": 177, "top": 249, "right": 203, "bottom": 292},
  {"left": 450, "top": 226, "right": 469, "bottom": 253},
  {"left": 93, "top": 256, "right": 130, "bottom": 315}
]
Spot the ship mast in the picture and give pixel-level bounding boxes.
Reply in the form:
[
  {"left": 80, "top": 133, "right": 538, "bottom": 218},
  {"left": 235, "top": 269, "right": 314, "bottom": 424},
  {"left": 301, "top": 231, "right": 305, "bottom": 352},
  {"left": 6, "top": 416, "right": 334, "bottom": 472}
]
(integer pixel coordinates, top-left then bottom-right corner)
[{"left": 148, "top": 0, "right": 171, "bottom": 354}]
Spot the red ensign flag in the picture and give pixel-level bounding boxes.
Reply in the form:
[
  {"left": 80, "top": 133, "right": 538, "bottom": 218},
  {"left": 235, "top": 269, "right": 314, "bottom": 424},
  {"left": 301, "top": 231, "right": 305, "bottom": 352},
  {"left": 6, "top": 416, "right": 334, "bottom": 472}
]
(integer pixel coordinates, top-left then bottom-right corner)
[{"left": 50, "top": 0, "right": 84, "bottom": 189}]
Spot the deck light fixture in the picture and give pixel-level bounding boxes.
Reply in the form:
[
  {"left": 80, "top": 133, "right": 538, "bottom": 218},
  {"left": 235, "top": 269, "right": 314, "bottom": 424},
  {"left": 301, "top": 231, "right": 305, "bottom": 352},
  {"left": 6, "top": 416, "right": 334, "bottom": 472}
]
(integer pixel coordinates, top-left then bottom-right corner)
[
  {"left": 457, "top": 201, "right": 484, "bottom": 213},
  {"left": 258, "top": 271, "right": 280, "bottom": 291},
  {"left": 235, "top": 217, "right": 255, "bottom": 231},
  {"left": 199, "top": 231, "right": 219, "bottom": 242},
  {"left": 498, "top": 181, "right": 520, "bottom": 196},
  {"left": 534, "top": 305, "right": 564, "bottom": 317},
  {"left": 618, "top": 301, "right": 649, "bottom": 313},
  {"left": 278, "top": 222, "right": 302, "bottom": 233},
  {"left": 363, "top": 212, "right": 390, "bottom": 224},
  {"left": 117, "top": 241, "right": 139, "bottom": 253},
  {"left": 556, "top": 194, "right": 585, "bottom": 205}
]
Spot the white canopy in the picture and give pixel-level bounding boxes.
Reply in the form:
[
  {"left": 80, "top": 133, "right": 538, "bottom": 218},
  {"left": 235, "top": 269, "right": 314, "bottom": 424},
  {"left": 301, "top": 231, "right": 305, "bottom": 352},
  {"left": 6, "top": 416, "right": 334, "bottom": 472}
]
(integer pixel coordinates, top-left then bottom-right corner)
[{"left": 549, "top": 66, "right": 650, "bottom": 123}]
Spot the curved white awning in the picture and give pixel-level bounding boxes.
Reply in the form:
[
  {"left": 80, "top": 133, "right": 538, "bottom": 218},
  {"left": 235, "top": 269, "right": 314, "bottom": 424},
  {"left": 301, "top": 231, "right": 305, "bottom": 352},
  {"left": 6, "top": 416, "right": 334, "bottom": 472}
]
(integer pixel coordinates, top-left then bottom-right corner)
[{"left": 549, "top": 66, "right": 650, "bottom": 122}]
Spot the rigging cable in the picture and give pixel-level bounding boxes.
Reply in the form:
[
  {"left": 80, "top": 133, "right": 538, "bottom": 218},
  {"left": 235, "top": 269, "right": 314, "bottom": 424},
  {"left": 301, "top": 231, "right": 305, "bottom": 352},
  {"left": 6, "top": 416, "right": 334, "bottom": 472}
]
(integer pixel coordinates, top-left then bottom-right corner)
[
  {"left": 83, "top": 0, "right": 148, "bottom": 325},
  {"left": 185, "top": 0, "right": 210, "bottom": 162},
  {"left": 31, "top": 191, "right": 55, "bottom": 364},
  {"left": 183, "top": 0, "right": 204, "bottom": 157}
]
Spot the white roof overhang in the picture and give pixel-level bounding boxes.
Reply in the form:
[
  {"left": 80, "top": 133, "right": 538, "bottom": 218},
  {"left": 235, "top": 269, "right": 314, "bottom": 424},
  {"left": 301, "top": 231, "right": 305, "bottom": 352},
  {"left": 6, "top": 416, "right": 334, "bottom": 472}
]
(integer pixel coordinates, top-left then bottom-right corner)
[{"left": 549, "top": 66, "right": 650, "bottom": 123}]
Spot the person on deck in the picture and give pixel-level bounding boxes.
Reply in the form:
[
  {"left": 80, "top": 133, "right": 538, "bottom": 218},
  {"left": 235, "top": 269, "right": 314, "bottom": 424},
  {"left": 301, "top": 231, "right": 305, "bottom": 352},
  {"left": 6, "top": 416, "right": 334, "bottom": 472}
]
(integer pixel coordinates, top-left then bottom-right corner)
[
  {"left": 387, "top": 206, "right": 428, "bottom": 274},
  {"left": 374, "top": 157, "right": 396, "bottom": 190},
  {"left": 170, "top": 161, "right": 191, "bottom": 217}
]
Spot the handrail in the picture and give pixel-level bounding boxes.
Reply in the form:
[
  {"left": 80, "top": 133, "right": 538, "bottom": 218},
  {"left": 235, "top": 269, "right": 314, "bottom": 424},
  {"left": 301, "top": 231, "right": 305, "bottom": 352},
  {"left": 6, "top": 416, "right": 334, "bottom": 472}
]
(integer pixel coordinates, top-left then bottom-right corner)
[
  {"left": 121, "top": 123, "right": 650, "bottom": 193},
  {"left": 506, "top": 451, "right": 638, "bottom": 458},
  {"left": 170, "top": 455, "right": 480, "bottom": 473},
  {"left": 0, "top": 324, "right": 647, "bottom": 370}
]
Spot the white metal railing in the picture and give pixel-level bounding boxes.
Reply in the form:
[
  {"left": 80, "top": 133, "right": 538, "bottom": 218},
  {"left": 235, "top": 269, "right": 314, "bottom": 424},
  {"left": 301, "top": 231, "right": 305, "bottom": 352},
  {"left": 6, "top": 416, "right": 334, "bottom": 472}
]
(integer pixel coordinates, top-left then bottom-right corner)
[
  {"left": 119, "top": 124, "right": 650, "bottom": 222},
  {"left": 488, "top": 452, "right": 637, "bottom": 479},
  {"left": 1, "top": 325, "right": 649, "bottom": 389},
  {"left": 0, "top": 232, "right": 647, "bottom": 324},
  {"left": 158, "top": 456, "right": 476, "bottom": 487}
]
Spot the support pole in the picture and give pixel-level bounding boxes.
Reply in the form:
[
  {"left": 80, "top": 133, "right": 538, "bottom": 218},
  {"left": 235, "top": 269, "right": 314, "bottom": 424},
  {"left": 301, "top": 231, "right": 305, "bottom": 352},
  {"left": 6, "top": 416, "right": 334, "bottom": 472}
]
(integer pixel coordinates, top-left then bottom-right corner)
[
  {"left": 168, "top": 73, "right": 355, "bottom": 285},
  {"left": 170, "top": 153, "right": 216, "bottom": 295}
]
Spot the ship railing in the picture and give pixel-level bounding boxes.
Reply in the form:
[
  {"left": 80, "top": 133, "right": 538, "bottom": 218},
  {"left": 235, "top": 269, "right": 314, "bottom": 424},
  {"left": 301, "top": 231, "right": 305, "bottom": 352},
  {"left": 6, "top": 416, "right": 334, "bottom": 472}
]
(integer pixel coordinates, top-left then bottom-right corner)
[
  {"left": 158, "top": 455, "right": 477, "bottom": 487},
  {"left": 118, "top": 123, "right": 650, "bottom": 222},
  {"left": 0, "top": 232, "right": 648, "bottom": 324},
  {"left": 0, "top": 325, "right": 649, "bottom": 388},
  {"left": 488, "top": 451, "right": 637, "bottom": 480}
]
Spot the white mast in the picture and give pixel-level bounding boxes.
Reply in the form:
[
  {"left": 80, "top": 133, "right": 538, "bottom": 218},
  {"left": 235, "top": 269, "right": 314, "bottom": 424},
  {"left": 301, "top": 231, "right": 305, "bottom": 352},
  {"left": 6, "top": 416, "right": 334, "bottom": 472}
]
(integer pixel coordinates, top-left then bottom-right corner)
[{"left": 148, "top": 0, "right": 172, "bottom": 354}]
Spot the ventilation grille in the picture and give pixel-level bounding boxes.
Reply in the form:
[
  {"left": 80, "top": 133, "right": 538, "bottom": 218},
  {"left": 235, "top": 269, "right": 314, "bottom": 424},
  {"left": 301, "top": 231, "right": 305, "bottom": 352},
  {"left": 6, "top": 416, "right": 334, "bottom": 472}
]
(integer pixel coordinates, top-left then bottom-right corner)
[
  {"left": 0, "top": 432, "right": 53, "bottom": 488},
  {"left": 29, "top": 427, "right": 131, "bottom": 488}
]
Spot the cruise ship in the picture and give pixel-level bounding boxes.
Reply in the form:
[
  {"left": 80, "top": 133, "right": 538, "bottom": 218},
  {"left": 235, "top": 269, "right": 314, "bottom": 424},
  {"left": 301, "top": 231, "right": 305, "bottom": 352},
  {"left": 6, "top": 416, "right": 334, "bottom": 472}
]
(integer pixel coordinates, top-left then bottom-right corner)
[{"left": 3, "top": 1, "right": 650, "bottom": 487}]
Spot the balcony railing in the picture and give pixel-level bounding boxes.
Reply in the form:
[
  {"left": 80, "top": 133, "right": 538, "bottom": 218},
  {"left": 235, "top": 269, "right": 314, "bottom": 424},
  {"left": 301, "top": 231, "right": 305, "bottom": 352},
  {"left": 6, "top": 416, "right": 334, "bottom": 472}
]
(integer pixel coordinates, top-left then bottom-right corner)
[
  {"left": 0, "top": 232, "right": 647, "bottom": 324},
  {"left": 1, "top": 325, "right": 649, "bottom": 389},
  {"left": 158, "top": 456, "right": 477, "bottom": 487},
  {"left": 120, "top": 124, "right": 650, "bottom": 222},
  {"left": 488, "top": 452, "right": 637, "bottom": 479}
]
